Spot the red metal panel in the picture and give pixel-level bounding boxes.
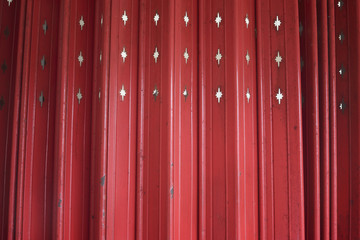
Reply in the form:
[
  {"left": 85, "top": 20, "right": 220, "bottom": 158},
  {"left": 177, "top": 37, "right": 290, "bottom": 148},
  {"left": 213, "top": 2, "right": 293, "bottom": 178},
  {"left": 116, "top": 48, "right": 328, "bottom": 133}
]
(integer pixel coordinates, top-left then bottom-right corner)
[
  {"left": 256, "top": 0, "right": 305, "bottom": 239},
  {"left": 345, "top": 0, "right": 360, "bottom": 238},
  {"left": 106, "top": 0, "right": 138, "bottom": 239},
  {"left": 298, "top": 0, "right": 321, "bottom": 239},
  {"left": 15, "top": 0, "right": 59, "bottom": 239},
  {"left": 53, "top": 0, "right": 94, "bottom": 239},
  {"left": 199, "top": 0, "right": 258, "bottom": 239},
  {"left": 0, "top": 1, "right": 21, "bottom": 239},
  {"left": 137, "top": 0, "right": 173, "bottom": 238},
  {"left": 173, "top": 0, "right": 198, "bottom": 239}
]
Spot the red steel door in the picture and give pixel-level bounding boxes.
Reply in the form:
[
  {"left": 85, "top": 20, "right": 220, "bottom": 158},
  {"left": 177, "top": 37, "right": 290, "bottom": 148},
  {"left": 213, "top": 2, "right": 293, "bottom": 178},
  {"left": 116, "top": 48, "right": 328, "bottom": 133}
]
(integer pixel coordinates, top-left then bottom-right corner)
[{"left": 0, "top": 0, "right": 359, "bottom": 239}]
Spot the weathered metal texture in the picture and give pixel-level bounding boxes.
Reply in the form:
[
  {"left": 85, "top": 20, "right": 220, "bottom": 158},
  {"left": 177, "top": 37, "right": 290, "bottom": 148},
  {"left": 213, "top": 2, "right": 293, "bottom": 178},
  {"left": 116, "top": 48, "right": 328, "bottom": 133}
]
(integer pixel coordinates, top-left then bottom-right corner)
[
  {"left": 52, "top": 0, "right": 94, "bottom": 239},
  {"left": 339, "top": 0, "right": 360, "bottom": 238},
  {"left": 0, "top": 0, "right": 20, "bottom": 239},
  {"left": 199, "top": 0, "right": 258, "bottom": 239},
  {"left": 256, "top": 0, "right": 305, "bottom": 239},
  {"left": 298, "top": 0, "right": 321, "bottom": 239},
  {"left": 137, "top": 0, "right": 173, "bottom": 238},
  {"left": 106, "top": 0, "right": 138, "bottom": 239},
  {"left": 15, "top": 0, "right": 59, "bottom": 239},
  {"left": 173, "top": 0, "right": 198, "bottom": 239}
]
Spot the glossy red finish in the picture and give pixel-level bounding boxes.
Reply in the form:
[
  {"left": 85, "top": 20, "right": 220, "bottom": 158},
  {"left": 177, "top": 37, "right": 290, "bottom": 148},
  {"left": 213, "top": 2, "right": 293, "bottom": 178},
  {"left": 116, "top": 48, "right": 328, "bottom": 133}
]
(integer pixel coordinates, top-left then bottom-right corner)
[{"left": 0, "top": 0, "right": 360, "bottom": 239}]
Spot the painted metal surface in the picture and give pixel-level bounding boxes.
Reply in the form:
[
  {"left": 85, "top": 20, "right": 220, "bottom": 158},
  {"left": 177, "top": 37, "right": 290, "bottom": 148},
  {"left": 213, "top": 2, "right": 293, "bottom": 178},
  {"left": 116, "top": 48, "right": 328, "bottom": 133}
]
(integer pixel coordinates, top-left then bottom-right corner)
[{"left": 0, "top": 0, "right": 359, "bottom": 239}]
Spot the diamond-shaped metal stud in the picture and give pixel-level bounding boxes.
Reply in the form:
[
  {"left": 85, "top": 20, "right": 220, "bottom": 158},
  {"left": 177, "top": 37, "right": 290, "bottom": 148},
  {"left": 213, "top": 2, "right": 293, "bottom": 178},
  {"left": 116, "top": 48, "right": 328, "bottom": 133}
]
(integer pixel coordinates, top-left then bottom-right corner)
[
  {"left": 76, "top": 89, "right": 83, "bottom": 104},
  {"left": 274, "top": 16, "right": 281, "bottom": 31},
  {"left": 42, "top": 20, "right": 48, "bottom": 35},
  {"left": 153, "top": 47, "right": 159, "bottom": 63},
  {"left": 39, "top": 91, "right": 45, "bottom": 107},
  {"left": 184, "top": 48, "right": 189, "bottom": 64},
  {"left": 1, "top": 61, "right": 7, "bottom": 72},
  {"left": 339, "top": 64, "right": 345, "bottom": 77},
  {"left": 154, "top": 12, "right": 160, "bottom": 26},
  {"left": 215, "top": 87, "right": 223, "bottom": 103},
  {"left": 245, "top": 14, "right": 249, "bottom": 28},
  {"left": 119, "top": 85, "right": 126, "bottom": 101},
  {"left": 41, "top": 56, "right": 46, "bottom": 70},
  {"left": 78, "top": 51, "right": 84, "bottom": 66},
  {"left": 184, "top": 11, "right": 189, "bottom": 27},
  {"left": 276, "top": 88, "right": 283, "bottom": 104},
  {"left": 7, "top": 0, "right": 12, "bottom": 6},
  {"left": 275, "top": 51, "right": 282, "bottom": 68},
  {"left": 79, "top": 16, "right": 85, "bottom": 30},
  {"left": 339, "top": 97, "right": 346, "bottom": 112},
  {"left": 183, "top": 87, "right": 188, "bottom": 101},
  {"left": 337, "top": 0, "right": 344, "bottom": 9},
  {"left": 101, "top": 15, "right": 103, "bottom": 27},
  {"left": 122, "top": 11, "right": 128, "bottom": 26},
  {"left": 338, "top": 32, "right": 344, "bottom": 43},
  {"left": 0, "top": 96, "right": 4, "bottom": 110},
  {"left": 153, "top": 85, "right": 159, "bottom": 101},
  {"left": 215, "top": 49, "right": 222, "bottom": 66},
  {"left": 246, "top": 50, "right": 250, "bottom": 65},
  {"left": 121, "top": 47, "right": 127, "bottom": 63},
  {"left": 99, "top": 51, "right": 102, "bottom": 63},
  {"left": 215, "top": 12, "right": 222, "bottom": 28},
  {"left": 246, "top": 88, "right": 251, "bottom": 103}
]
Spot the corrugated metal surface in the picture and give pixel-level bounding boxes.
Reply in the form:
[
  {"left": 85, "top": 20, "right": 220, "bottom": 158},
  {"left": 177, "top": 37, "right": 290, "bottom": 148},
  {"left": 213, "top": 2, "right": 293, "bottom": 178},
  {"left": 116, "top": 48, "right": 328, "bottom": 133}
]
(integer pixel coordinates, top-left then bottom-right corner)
[{"left": 0, "top": 0, "right": 359, "bottom": 239}]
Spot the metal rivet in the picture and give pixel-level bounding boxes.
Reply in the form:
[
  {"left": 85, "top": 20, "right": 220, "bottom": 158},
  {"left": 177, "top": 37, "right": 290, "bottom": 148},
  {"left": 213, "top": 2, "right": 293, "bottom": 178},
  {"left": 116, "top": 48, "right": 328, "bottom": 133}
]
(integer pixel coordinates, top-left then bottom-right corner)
[
  {"left": 154, "top": 12, "right": 160, "bottom": 26},
  {"left": 119, "top": 85, "right": 126, "bottom": 101},
  {"left": 339, "top": 97, "right": 346, "bottom": 112},
  {"left": 215, "top": 12, "right": 222, "bottom": 28},
  {"left": 245, "top": 14, "right": 249, "bottom": 28},
  {"left": 39, "top": 91, "right": 45, "bottom": 107},
  {"left": 153, "top": 47, "right": 159, "bottom": 63},
  {"left": 246, "top": 88, "right": 251, "bottom": 103},
  {"left": 42, "top": 20, "right": 48, "bottom": 35},
  {"left": 122, "top": 11, "right": 128, "bottom": 26},
  {"left": 153, "top": 85, "right": 159, "bottom": 101},
  {"left": 274, "top": 16, "right": 281, "bottom": 31},
  {"left": 183, "top": 87, "right": 188, "bottom": 101},
  {"left": 76, "top": 89, "right": 83, "bottom": 104},
  {"left": 276, "top": 88, "right": 283, "bottom": 104},
  {"left": 79, "top": 16, "right": 85, "bottom": 30},
  {"left": 246, "top": 50, "right": 250, "bottom": 65},
  {"left": 275, "top": 51, "right": 282, "bottom": 68},
  {"left": 184, "top": 48, "right": 189, "bottom": 64},
  {"left": 215, "top": 87, "right": 223, "bottom": 103},
  {"left": 184, "top": 11, "right": 189, "bottom": 27},
  {"left": 215, "top": 49, "right": 222, "bottom": 66},
  {"left": 78, "top": 51, "right": 84, "bottom": 66},
  {"left": 7, "top": 0, "right": 12, "bottom": 6},
  {"left": 121, "top": 47, "right": 127, "bottom": 63}
]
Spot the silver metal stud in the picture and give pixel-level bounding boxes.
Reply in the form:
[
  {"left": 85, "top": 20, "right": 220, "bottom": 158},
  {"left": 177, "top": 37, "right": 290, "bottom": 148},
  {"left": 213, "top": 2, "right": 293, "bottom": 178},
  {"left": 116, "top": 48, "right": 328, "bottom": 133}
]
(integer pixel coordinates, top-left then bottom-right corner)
[
  {"left": 274, "top": 16, "right": 281, "bottom": 31},
  {"left": 246, "top": 50, "right": 250, "bottom": 65},
  {"left": 78, "top": 51, "right": 84, "bottom": 66},
  {"left": 246, "top": 88, "right": 250, "bottom": 103},
  {"left": 337, "top": 0, "right": 344, "bottom": 9},
  {"left": 338, "top": 32, "right": 344, "bottom": 43},
  {"left": 122, "top": 11, "right": 128, "bottom": 26},
  {"left": 153, "top": 85, "right": 159, "bottom": 101},
  {"left": 275, "top": 51, "right": 282, "bottom": 68},
  {"left": 120, "top": 85, "right": 126, "bottom": 101},
  {"left": 39, "top": 91, "right": 45, "bottom": 107},
  {"left": 154, "top": 12, "right": 160, "bottom": 26},
  {"left": 339, "top": 97, "right": 346, "bottom": 112},
  {"left": 215, "top": 12, "right": 222, "bottom": 28},
  {"left": 79, "top": 16, "right": 85, "bottom": 30},
  {"left": 121, "top": 47, "right": 127, "bottom": 63},
  {"left": 245, "top": 14, "right": 249, "bottom": 28},
  {"left": 184, "top": 11, "right": 189, "bottom": 27},
  {"left": 183, "top": 87, "right": 188, "bottom": 101},
  {"left": 339, "top": 64, "right": 345, "bottom": 77},
  {"left": 76, "top": 89, "right": 83, "bottom": 104},
  {"left": 184, "top": 48, "right": 189, "bottom": 64},
  {"left": 7, "top": 0, "right": 12, "bottom": 6},
  {"left": 153, "top": 47, "right": 159, "bottom": 63},
  {"left": 276, "top": 88, "right": 283, "bottom": 104},
  {"left": 215, "top": 49, "right": 222, "bottom": 66},
  {"left": 42, "top": 20, "right": 48, "bottom": 35},
  {"left": 215, "top": 88, "right": 223, "bottom": 103}
]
